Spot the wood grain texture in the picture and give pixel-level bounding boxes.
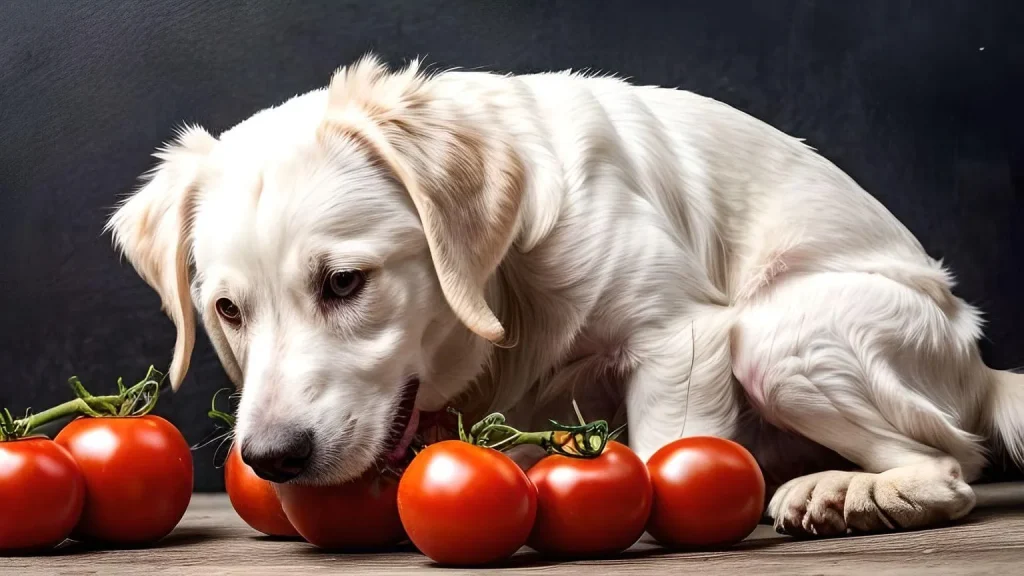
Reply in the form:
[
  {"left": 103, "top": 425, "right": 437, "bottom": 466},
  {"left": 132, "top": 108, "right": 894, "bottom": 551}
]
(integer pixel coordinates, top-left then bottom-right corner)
[{"left": 3, "top": 494, "right": 1022, "bottom": 575}]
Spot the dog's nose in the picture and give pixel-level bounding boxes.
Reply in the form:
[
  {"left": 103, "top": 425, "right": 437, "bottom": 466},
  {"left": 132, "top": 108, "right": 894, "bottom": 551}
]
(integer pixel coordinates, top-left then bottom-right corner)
[{"left": 241, "top": 434, "right": 313, "bottom": 483}]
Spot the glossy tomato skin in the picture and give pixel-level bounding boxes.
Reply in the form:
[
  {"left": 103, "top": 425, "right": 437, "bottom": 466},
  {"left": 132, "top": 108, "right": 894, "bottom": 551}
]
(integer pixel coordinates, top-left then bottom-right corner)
[
  {"left": 646, "top": 436, "right": 765, "bottom": 548},
  {"left": 398, "top": 440, "right": 537, "bottom": 566},
  {"left": 224, "top": 444, "right": 298, "bottom": 538},
  {"left": 527, "top": 441, "right": 651, "bottom": 557},
  {"left": 277, "top": 472, "right": 404, "bottom": 550},
  {"left": 0, "top": 438, "right": 85, "bottom": 552},
  {"left": 55, "top": 415, "right": 193, "bottom": 545}
]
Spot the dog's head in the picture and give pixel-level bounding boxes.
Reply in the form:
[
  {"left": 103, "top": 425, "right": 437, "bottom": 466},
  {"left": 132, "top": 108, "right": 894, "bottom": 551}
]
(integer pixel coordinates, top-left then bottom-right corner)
[{"left": 107, "top": 58, "right": 524, "bottom": 484}]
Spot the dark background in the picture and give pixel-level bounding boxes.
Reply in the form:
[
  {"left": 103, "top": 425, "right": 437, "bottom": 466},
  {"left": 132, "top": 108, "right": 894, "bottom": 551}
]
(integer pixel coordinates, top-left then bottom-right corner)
[{"left": 1, "top": 0, "right": 1021, "bottom": 492}]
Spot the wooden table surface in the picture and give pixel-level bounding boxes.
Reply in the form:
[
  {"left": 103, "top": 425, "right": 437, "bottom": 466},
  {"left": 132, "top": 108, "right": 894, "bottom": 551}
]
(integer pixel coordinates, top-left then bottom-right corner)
[{"left": 4, "top": 494, "right": 1023, "bottom": 575}]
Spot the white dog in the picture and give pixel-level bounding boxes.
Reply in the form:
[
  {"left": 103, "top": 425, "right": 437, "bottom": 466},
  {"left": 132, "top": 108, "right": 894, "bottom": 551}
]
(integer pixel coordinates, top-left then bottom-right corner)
[{"left": 108, "top": 57, "right": 1023, "bottom": 537}]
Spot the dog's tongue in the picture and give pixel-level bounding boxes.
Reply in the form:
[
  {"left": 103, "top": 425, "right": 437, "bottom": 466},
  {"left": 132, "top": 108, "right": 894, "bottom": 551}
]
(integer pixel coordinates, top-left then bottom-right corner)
[{"left": 386, "top": 408, "right": 420, "bottom": 464}]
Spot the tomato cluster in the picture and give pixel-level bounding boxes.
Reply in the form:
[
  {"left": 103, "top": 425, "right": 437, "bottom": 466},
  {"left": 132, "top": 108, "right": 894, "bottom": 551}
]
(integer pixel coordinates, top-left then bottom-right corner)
[
  {"left": 212, "top": 404, "right": 764, "bottom": 566},
  {"left": 220, "top": 404, "right": 765, "bottom": 566},
  {"left": 2, "top": 372, "right": 765, "bottom": 565},
  {"left": 392, "top": 434, "right": 764, "bottom": 565},
  {"left": 0, "top": 368, "right": 193, "bottom": 553}
]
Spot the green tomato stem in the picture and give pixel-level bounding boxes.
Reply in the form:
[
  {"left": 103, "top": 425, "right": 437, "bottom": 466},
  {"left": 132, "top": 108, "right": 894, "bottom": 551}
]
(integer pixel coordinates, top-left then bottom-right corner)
[
  {"left": 208, "top": 388, "right": 236, "bottom": 429},
  {"left": 14, "top": 395, "right": 122, "bottom": 431},
  {"left": 0, "top": 366, "right": 164, "bottom": 440},
  {"left": 450, "top": 407, "right": 613, "bottom": 459}
]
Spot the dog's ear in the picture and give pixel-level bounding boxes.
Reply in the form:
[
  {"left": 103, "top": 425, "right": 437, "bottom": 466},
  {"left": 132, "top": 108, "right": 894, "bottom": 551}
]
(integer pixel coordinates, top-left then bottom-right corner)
[
  {"left": 320, "top": 57, "right": 523, "bottom": 343},
  {"left": 107, "top": 126, "right": 217, "bottom": 390}
]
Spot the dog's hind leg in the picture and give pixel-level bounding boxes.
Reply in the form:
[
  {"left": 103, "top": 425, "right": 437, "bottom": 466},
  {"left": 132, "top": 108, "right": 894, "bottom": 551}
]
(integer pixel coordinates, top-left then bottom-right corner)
[{"left": 733, "top": 271, "right": 989, "bottom": 536}]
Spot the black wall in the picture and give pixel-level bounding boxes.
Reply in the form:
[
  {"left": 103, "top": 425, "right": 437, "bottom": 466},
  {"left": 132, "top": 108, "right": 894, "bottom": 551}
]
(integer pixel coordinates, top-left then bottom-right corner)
[{"left": 1, "top": 0, "right": 1021, "bottom": 492}]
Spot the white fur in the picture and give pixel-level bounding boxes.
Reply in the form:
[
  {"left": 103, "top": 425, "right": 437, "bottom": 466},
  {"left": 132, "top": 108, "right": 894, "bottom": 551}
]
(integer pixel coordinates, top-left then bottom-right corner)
[{"left": 108, "top": 57, "right": 1024, "bottom": 534}]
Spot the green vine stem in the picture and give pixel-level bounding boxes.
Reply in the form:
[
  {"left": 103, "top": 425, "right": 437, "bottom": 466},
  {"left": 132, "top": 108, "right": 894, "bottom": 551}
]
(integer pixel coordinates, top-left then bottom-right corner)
[
  {"left": 193, "top": 388, "right": 238, "bottom": 466},
  {"left": 207, "top": 388, "right": 236, "bottom": 429},
  {"left": 450, "top": 401, "right": 626, "bottom": 459},
  {"left": 0, "top": 366, "right": 164, "bottom": 441}
]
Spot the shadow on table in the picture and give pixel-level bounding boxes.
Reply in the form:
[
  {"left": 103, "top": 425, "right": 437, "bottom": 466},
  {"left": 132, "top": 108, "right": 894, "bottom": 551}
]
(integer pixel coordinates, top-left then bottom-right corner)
[
  {"left": 292, "top": 532, "right": 792, "bottom": 569},
  {"left": 248, "top": 534, "right": 305, "bottom": 543},
  {"left": 483, "top": 536, "right": 793, "bottom": 570},
  {"left": 47, "top": 527, "right": 215, "bottom": 555},
  {"left": 297, "top": 540, "right": 420, "bottom": 555}
]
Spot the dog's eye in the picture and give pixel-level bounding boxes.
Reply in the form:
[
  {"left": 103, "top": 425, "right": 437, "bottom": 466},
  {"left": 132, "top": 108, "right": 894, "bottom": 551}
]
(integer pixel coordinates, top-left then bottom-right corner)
[
  {"left": 215, "top": 298, "right": 242, "bottom": 325},
  {"left": 323, "top": 270, "right": 366, "bottom": 301}
]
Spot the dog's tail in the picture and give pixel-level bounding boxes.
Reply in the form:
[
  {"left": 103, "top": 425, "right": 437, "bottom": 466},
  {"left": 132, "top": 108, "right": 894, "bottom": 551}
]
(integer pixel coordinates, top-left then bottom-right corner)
[
  {"left": 969, "top": 369, "right": 1024, "bottom": 510},
  {"left": 988, "top": 369, "right": 1024, "bottom": 470}
]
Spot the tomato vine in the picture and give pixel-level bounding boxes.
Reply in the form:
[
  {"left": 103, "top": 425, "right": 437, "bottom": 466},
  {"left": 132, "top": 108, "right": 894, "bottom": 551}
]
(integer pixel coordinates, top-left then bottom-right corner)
[
  {"left": 0, "top": 366, "right": 164, "bottom": 441},
  {"left": 449, "top": 400, "right": 626, "bottom": 459}
]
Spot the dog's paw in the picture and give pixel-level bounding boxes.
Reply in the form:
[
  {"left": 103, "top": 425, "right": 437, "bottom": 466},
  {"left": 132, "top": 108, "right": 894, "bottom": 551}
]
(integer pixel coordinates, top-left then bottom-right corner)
[
  {"left": 845, "top": 459, "right": 976, "bottom": 532},
  {"left": 768, "top": 461, "right": 976, "bottom": 538},
  {"left": 768, "top": 471, "right": 856, "bottom": 537}
]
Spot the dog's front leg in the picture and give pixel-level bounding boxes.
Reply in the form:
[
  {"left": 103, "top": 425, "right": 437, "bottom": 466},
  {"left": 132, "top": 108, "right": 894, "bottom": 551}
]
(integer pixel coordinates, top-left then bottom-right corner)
[{"left": 625, "top": 309, "right": 743, "bottom": 461}]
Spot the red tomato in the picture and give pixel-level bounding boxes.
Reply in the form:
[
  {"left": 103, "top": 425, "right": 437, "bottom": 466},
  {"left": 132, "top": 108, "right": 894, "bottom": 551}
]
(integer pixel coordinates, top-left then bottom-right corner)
[
  {"left": 55, "top": 415, "right": 193, "bottom": 545},
  {"left": 527, "top": 441, "right": 651, "bottom": 557},
  {"left": 276, "top": 472, "right": 404, "bottom": 550},
  {"left": 646, "top": 436, "right": 765, "bottom": 548},
  {"left": 224, "top": 444, "right": 298, "bottom": 538},
  {"left": 397, "top": 440, "right": 537, "bottom": 566},
  {"left": 0, "top": 438, "right": 85, "bottom": 552}
]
